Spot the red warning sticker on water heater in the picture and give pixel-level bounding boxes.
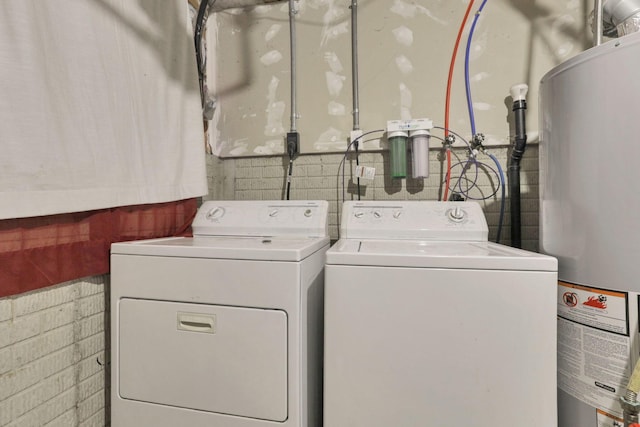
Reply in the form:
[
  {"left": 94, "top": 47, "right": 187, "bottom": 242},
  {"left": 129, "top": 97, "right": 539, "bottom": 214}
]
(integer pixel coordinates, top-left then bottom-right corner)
[{"left": 558, "top": 281, "right": 629, "bottom": 336}]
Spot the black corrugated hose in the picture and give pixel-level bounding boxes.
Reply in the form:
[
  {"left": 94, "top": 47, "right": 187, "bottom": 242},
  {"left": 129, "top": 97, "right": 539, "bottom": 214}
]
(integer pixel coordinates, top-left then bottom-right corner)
[
  {"left": 509, "top": 97, "right": 527, "bottom": 249},
  {"left": 194, "top": 0, "right": 216, "bottom": 104}
]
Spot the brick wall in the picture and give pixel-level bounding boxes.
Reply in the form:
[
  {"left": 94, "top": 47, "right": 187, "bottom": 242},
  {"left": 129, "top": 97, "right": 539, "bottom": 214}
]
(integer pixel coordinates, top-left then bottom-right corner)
[
  {"left": 206, "top": 146, "right": 540, "bottom": 251},
  {"left": 0, "top": 276, "right": 109, "bottom": 427}
]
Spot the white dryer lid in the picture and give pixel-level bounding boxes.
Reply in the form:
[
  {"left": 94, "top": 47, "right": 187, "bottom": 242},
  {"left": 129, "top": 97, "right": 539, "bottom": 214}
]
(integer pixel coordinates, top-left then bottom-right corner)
[
  {"left": 325, "top": 239, "right": 557, "bottom": 271},
  {"left": 111, "top": 235, "right": 330, "bottom": 262}
]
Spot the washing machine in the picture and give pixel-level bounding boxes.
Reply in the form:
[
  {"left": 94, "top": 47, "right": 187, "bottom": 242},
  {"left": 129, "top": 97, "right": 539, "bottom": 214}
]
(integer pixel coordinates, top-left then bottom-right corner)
[
  {"left": 110, "top": 200, "right": 329, "bottom": 427},
  {"left": 323, "top": 200, "right": 558, "bottom": 427}
]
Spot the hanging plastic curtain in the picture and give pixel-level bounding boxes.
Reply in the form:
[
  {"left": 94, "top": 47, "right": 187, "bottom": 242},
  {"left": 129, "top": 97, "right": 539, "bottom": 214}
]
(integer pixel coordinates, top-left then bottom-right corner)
[{"left": 0, "top": 0, "right": 208, "bottom": 220}]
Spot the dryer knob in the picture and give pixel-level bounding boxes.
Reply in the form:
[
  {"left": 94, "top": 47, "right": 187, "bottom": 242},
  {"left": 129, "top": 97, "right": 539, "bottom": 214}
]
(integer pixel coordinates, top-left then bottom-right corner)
[
  {"left": 304, "top": 209, "right": 313, "bottom": 217},
  {"left": 206, "top": 207, "right": 225, "bottom": 220},
  {"left": 354, "top": 211, "right": 365, "bottom": 219},
  {"left": 269, "top": 209, "right": 279, "bottom": 217},
  {"left": 373, "top": 211, "right": 382, "bottom": 219}
]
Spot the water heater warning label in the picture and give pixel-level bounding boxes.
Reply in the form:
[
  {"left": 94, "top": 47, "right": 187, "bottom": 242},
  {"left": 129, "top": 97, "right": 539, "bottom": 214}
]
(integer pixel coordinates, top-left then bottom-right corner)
[
  {"left": 557, "top": 281, "right": 631, "bottom": 419},
  {"left": 558, "top": 281, "right": 629, "bottom": 336}
]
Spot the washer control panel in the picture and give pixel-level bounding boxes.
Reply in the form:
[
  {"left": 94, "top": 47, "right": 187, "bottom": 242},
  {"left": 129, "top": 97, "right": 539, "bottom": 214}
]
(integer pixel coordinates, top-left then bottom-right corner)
[
  {"left": 192, "top": 200, "right": 329, "bottom": 237},
  {"left": 341, "top": 201, "right": 488, "bottom": 241}
]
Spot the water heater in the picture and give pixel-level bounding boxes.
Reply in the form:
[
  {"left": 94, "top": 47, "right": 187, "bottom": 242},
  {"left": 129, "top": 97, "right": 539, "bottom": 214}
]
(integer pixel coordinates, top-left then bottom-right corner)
[{"left": 540, "top": 31, "right": 640, "bottom": 427}]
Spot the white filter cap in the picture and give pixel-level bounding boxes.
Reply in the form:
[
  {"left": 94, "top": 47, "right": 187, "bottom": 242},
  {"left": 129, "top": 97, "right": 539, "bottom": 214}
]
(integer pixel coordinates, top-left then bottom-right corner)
[
  {"left": 409, "top": 128, "right": 430, "bottom": 137},
  {"left": 510, "top": 84, "right": 529, "bottom": 102}
]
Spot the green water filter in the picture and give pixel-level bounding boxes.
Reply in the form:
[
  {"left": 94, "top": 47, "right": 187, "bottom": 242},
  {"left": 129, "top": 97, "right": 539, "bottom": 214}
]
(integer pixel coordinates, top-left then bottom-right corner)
[{"left": 389, "top": 134, "right": 408, "bottom": 179}]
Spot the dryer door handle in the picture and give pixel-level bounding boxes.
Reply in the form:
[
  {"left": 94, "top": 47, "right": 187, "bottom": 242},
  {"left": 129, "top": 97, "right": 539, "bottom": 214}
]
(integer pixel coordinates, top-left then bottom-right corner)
[{"left": 177, "top": 312, "right": 216, "bottom": 334}]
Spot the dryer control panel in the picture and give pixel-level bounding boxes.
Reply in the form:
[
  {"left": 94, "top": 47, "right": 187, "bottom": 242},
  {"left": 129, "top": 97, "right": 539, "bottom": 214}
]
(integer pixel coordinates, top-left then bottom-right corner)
[
  {"left": 340, "top": 201, "right": 488, "bottom": 241},
  {"left": 192, "top": 200, "right": 329, "bottom": 238}
]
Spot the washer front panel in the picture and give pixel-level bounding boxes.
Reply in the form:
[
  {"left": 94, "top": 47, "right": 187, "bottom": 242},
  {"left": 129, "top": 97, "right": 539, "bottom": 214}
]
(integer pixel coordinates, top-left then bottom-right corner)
[{"left": 323, "top": 264, "right": 557, "bottom": 427}]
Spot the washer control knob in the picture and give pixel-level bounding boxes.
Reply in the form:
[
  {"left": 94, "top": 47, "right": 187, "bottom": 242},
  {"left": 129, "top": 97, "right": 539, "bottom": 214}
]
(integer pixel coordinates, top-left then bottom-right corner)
[
  {"left": 206, "top": 207, "right": 225, "bottom": 220},
  {"left": 393, "top": 211, "right": 402, "bottom": 219},
  {"left": 269, "top": 209, "right": 279, "bottom": 217},
  {"left": 304, "top": 209, "right": 313, "bottom": 217},
  {"left": 448, "top": 206, "right": 465, "bottom": 222},
  {"left": 354, "top": 211, "right": 365, "bottom": 219},
  {"left": 373, "top": 211, "right": 382, "bottom": 219}
]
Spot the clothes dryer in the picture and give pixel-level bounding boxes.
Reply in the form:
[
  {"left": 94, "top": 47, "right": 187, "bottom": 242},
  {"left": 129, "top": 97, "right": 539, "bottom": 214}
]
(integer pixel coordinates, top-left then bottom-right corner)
[
  {"left": 110, "top": 200, "right": 329, "bottom": 427},
  {"left": 323, "top": 201, "right": 557, "bottom": 427}
]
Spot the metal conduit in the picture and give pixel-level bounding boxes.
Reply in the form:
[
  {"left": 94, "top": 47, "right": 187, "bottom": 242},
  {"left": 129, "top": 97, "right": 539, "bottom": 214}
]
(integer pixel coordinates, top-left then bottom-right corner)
[
  {"left": 210, "top": 0, "right": 285, "bottom": 12},
  {"left": 289, "top": 0, "right": 298, "bottom": 132},
  {"left": 595, "top": 0, "right": 604, "bottom": 45},
  {"left": 351, "top": 0, "right": 360, "bottom": 131}
]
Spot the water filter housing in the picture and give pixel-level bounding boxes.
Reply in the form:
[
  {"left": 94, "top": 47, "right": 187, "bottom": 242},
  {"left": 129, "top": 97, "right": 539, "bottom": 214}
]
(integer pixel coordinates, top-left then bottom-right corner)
[
  {"left": 388, "top": 133, "right": 407, "bottom": 179},
  {"left": 410, "top": 129, "right": 430, "bottom": 178},
  {"left": 386, "top": 119, "right": 433, "bottom": 180}
]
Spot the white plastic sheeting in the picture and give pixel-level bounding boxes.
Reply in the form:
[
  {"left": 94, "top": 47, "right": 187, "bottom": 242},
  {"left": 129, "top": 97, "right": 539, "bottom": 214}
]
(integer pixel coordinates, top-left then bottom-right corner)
[{"left": 0, "top": 0, "right": 207, "bottom": 220}]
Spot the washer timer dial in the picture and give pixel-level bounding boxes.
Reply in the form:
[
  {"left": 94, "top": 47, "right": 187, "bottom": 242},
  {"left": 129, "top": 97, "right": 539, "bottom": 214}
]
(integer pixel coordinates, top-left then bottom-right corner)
[{"left": 447, "top": 206, "right": 465, "bottom": 222}]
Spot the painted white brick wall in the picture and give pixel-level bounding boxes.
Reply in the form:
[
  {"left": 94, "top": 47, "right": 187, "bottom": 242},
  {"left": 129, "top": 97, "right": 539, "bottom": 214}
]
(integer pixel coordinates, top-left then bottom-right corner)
[
  {"left": 207, "top": 146, "right": 540, "bottom": 251},
  {"left": 0, "top": 276, "right": 109, "bottom": 427}
]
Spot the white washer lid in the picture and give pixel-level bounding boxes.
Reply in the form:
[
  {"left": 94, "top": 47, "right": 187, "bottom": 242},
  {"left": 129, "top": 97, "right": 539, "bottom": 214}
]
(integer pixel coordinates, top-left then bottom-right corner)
[
  {"left": 111, "top": 235, "right": 330, "bottom": 262},
  {"left": 326, "top": 239, "right": 557, "bottom": 271}
]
